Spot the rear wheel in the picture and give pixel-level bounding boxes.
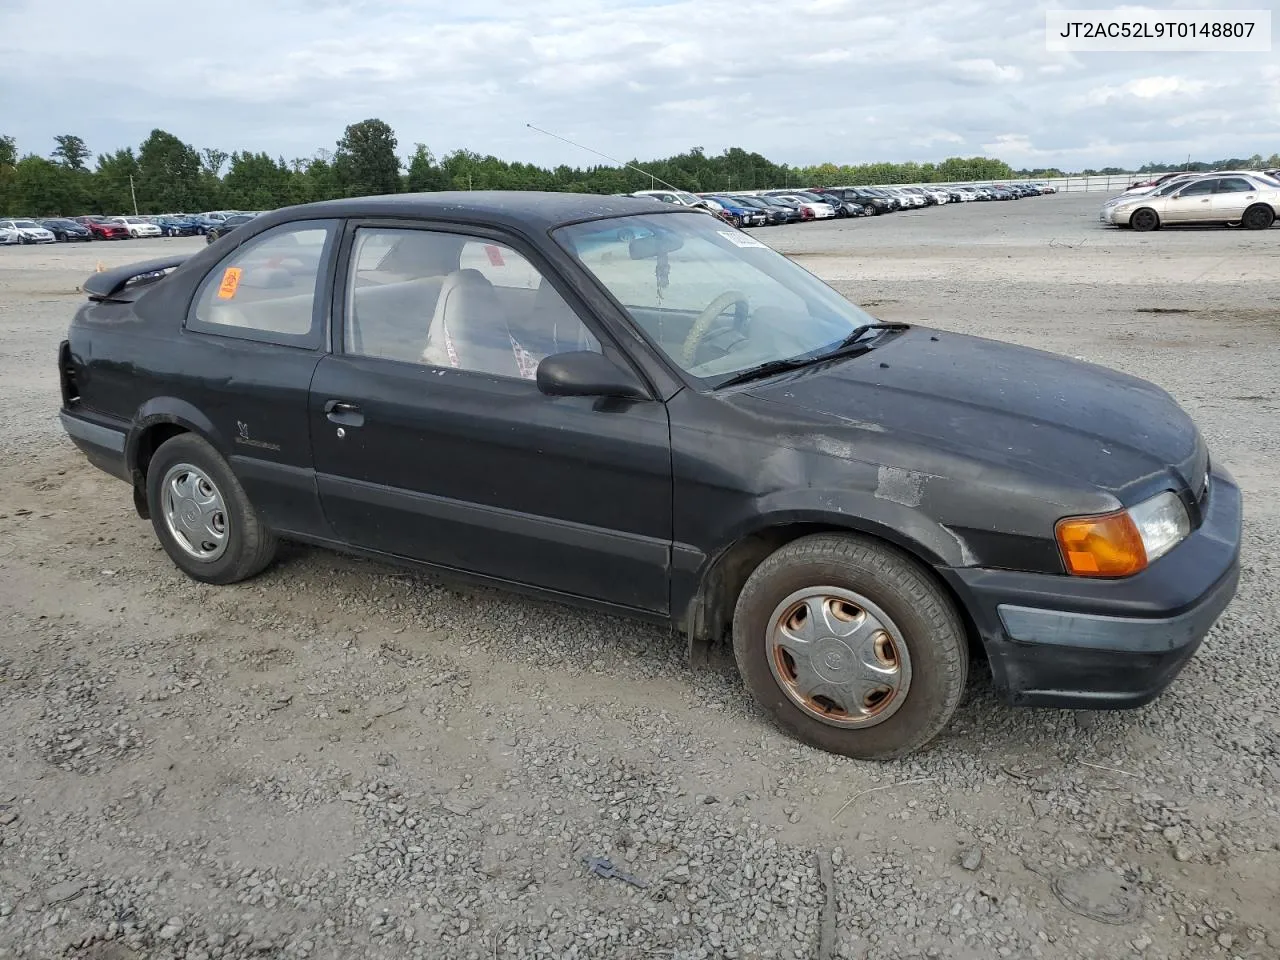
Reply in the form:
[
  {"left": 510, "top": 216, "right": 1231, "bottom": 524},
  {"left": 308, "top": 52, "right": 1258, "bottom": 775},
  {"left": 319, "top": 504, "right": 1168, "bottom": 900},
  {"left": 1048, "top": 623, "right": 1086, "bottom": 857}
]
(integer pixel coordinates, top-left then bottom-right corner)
[
  {"left": 1242, "top": 204, "right": 1275, "bottom": 230},
  {"left": 1130, "top": 208, "right": 1160, "bottom": 232},
  {"left": 146, "top": 433, "right": 278, "bottom": 584},
  {"left": 732, "top": 534, "right": 969, "bottom": 759}
]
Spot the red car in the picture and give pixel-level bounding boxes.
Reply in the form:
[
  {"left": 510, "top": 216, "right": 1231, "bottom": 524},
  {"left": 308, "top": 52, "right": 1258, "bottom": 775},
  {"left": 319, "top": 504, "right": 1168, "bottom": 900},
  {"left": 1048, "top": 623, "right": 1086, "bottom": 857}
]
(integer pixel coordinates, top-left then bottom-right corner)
[{"left": 73, "top": 216, "right": 131, "bottom": 240}]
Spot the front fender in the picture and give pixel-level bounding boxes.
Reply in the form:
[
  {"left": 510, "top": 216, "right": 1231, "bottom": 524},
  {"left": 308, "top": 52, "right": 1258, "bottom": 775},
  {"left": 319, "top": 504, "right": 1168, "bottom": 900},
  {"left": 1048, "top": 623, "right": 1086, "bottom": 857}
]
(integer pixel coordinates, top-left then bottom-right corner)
[{"left": 673, "top": 489, "right": 972, "bottom": 651}]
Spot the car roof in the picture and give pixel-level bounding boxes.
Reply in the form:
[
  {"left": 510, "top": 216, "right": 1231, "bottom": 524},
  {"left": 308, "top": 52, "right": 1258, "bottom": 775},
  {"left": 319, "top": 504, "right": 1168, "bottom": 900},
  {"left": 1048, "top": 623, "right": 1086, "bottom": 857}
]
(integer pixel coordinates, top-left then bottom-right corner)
[{"left": 255, "top": 190, "right": 680, "bottom": 233}]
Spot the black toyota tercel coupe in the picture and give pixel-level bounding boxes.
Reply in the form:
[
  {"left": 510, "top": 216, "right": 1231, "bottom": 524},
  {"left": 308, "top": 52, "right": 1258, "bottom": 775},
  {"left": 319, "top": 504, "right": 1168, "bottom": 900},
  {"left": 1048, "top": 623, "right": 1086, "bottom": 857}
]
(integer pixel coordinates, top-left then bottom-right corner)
[{"left": 58, "top": 192, "right": 1242, "bottom": 759}]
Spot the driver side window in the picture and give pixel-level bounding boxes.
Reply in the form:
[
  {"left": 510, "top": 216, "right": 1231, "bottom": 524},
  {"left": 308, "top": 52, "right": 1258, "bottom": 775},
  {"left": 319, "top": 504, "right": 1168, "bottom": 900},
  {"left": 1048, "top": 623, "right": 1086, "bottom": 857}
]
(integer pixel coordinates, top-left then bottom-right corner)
[{"left": 344, "top": 227, "right": 599, "bottom": 379}]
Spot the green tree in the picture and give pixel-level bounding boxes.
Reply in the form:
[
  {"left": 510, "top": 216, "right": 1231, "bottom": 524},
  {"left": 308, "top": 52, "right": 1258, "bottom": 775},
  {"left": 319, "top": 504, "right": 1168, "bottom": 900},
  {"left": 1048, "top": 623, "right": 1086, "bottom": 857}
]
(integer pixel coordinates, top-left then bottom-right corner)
[
  {"left": 223, "top": 152, "right": 293, "bottom": 209},
  {"left": 136, "top": 129, "right": 203, "bottom": 213},
  {"left": 201, "top": 147, "right": 229, "bottom": 178},
  {"left": 52, "top": 135, "right": 90, "bottom": 171},
  {"left": 13, "top": 155, "right": 86, "bottom": 215},
  {"left": 405, "top": 143, "right": 450, "bottom": 192},
  {"left": 0, "top": 135, "right": 16, "bottom": 214},
  {"left": 91, "top": 148, "right": 140, "bottom": 214},
  {"left": 299, "top": 155, "right": 343, "bottom": 203},
  {"left": 334, "top": 119, "right": 400, "bottom": 197}
]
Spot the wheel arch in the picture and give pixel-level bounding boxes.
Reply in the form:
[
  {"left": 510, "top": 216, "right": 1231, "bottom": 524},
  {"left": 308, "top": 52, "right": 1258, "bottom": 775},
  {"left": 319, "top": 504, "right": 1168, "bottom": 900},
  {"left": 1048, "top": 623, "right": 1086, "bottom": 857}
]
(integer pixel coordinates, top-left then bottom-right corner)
[
  {"left": 125, "top": 399, "right": 227, "bottom": 518},
  {"left": 680, "top": 513, "right": 981, "bottom": 666}
]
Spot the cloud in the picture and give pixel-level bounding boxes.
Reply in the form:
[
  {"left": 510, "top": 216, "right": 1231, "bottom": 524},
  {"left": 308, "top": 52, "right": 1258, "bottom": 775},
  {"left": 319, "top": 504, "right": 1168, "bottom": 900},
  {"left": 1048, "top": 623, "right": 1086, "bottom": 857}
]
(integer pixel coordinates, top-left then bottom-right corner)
[
  {"left": 1081, "top": 75, "right": 1214, "bottom": 106},
  {"left": 953, "top": 59, "right": 1024, "bottom": 84},
  {"left": 0, "top": 0, "right": 1275, "bottom": 170},
  {"left": 912, "top": 131, "right": 966, "bottom": 148}
]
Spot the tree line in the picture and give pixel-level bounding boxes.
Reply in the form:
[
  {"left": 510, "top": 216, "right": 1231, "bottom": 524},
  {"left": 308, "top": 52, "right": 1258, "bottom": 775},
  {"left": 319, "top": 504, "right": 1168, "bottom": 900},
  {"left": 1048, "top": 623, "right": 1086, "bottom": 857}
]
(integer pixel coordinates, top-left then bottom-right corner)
[{"left": 1, "top": 119, "right": 1277, "bottom": 217}]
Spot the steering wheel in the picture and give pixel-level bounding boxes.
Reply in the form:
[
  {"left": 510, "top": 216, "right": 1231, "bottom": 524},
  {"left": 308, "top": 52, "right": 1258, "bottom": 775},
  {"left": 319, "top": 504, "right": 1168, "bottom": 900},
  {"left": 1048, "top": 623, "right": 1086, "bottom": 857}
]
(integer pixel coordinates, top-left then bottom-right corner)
[{"left": 681, "top": 291, "right": 749, "bottom": 366}]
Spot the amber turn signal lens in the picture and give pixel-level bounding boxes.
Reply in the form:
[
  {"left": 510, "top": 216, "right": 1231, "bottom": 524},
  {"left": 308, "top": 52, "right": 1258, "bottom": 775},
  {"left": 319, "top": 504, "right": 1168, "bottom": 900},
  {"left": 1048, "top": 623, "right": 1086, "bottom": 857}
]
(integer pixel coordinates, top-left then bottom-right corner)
[{"left": 1055, "top": 511, "right": 1147, "bottom": 577}]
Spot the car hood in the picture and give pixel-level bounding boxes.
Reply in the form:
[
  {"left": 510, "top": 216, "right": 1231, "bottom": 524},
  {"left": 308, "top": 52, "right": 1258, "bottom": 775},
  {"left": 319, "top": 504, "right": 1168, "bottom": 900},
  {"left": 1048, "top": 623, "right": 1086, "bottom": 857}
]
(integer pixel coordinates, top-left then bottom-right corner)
[{"left": 742, "top": 327, "right": 1205, "bottom": 501}]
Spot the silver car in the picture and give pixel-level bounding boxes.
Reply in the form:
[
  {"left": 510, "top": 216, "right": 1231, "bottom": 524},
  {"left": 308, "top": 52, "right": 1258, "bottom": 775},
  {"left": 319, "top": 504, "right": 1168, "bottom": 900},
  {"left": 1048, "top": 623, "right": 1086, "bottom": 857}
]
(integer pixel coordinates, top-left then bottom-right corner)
[
  {"left": 1102, "top": 173, "right": 1280, "bottom": 231},
  {"left": 0, "top": 219, "right": 57, "bottom": 244}
]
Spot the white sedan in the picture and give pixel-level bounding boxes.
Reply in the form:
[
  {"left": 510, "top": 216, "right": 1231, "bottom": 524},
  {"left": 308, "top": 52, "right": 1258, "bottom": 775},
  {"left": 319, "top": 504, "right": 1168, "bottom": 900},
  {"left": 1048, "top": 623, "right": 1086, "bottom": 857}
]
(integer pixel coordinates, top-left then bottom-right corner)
[
  {"left": 884, "top": 188, "right": 925, "bottom": 208},
  {"left": 110, "top": 216, "right": 163, "bottom": 238},
  {"left": 768, "top": 194, "right": 836, "bottom": 219},
  {"left": 0, "top": 219, "right": 57, "bottom": 244}
]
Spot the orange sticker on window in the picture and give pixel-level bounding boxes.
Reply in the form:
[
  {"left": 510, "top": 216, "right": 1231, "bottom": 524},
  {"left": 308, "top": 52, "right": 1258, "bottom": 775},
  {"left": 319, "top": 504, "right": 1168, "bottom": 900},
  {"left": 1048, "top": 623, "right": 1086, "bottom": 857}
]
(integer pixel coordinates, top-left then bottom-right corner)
[
  {"left": 217, "top": 267, "right": 242, "bottom": 299},
  {"left": 484, "top": 244, "right": 505, "bottom": 267}
]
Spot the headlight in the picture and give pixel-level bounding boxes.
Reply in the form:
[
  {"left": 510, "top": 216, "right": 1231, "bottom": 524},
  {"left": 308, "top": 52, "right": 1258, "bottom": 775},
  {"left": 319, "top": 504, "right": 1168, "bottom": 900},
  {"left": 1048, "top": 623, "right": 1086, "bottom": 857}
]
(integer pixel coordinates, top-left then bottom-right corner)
[{"left": 1055, "top": 491, "right": 1190, "bottom": 577}]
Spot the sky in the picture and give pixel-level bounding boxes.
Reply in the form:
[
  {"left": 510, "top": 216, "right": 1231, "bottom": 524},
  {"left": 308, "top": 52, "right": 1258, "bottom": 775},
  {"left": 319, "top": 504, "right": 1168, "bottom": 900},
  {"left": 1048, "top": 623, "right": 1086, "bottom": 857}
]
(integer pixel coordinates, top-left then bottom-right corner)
[{"left": 2, "top": 0, "right": 1277, "bottom": 171}]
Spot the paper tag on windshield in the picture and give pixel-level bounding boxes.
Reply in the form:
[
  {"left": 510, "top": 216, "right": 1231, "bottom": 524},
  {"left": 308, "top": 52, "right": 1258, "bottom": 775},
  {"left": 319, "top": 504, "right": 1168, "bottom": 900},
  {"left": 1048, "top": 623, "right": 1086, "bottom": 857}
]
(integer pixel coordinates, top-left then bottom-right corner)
[{"left": 717, "top": 230, "right": 767, "bottom": 248}]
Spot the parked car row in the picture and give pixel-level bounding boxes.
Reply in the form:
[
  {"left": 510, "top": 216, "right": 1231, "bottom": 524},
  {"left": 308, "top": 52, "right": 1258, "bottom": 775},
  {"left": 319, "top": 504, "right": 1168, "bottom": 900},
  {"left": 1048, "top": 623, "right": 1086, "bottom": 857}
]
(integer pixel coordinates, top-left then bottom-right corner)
[
  {"left": 624, "top": 182, "right": 1056, "bottom": 227},
  {"left": 0, "top": 210, "right": 262, "bottom": 245},
  {"left": 1099, "top": 170, "right": 1280, "bottom": 231}
]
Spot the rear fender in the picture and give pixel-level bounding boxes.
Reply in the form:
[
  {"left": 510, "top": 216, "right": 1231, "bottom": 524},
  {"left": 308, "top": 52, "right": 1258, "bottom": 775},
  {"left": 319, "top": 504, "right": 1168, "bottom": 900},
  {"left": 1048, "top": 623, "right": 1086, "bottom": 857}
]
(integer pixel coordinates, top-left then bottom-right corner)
[{"left": 126, "top": 398, "right": 227, "bottom": 484}]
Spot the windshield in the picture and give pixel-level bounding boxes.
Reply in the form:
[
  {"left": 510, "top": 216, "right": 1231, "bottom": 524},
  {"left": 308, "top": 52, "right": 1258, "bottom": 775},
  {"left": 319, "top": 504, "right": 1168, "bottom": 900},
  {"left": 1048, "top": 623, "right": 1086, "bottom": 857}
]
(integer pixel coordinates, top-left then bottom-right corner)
[
  {"left": 554, "top": 212, "right": 877, "bottom": 383},
  {"left": 14, "top": 220, "right": 39, "bottom": 228}
]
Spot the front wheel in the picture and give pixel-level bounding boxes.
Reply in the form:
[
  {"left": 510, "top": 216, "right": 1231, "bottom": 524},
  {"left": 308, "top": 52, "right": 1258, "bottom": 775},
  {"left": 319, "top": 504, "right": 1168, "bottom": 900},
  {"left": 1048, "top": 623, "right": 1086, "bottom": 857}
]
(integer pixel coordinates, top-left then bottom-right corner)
[
  {"left": 1130, "top": 208, "right": 1159, "bottom": 232},
  {"left": 732, "top": 534, "right": 968, "bottom": 759},
  {"left": 1242, "top": 204, "right": 1275, "bottom": 230},
  {"left": 146, "top": 433, "right": 278, "bottom": 584}
]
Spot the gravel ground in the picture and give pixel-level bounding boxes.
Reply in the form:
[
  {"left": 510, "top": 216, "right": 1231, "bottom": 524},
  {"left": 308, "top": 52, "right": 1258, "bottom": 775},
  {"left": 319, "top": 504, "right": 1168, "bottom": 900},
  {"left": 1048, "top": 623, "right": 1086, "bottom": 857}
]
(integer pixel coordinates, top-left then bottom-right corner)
[{"left": 0, "top": 194, "right": 1277, "bottom": 959}]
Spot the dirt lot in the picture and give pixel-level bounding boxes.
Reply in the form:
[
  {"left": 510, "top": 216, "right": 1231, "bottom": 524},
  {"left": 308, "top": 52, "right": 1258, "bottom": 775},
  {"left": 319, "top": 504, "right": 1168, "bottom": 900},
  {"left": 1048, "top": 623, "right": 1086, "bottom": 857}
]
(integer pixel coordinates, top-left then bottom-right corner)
[{"left": 1, "top": 193, "right": 1277, "bottom": 960}]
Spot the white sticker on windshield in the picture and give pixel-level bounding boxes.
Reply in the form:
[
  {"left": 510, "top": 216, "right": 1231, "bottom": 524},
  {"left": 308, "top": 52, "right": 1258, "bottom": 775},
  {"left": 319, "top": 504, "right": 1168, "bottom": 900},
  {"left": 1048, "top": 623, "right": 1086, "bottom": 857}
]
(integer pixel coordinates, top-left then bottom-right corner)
[{"left": 717, "top": 230, "right": 768, "bottom": 248}]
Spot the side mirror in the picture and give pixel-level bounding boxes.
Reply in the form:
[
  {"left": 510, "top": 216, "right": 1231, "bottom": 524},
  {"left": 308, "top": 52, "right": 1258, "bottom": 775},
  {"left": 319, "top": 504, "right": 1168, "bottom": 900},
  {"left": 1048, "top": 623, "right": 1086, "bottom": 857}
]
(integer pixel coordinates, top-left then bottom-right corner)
[{"left": 536, "top": 351, "right": 649, "bottom": 401}]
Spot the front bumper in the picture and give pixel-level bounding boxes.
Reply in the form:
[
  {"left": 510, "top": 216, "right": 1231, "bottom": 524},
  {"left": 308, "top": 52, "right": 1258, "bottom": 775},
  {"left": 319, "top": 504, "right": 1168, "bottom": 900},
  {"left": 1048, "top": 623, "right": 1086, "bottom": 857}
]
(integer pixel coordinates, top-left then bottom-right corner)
[{"left": 945, "top": 466, "right": 1242, "bottom": 709}]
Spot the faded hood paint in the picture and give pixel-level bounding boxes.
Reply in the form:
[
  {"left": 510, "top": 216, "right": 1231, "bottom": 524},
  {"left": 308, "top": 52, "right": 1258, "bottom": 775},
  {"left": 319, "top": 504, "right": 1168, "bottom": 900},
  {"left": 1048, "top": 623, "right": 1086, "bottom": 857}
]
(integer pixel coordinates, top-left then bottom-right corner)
[{"left": 743, "top": 328, "right": 1207, "bottom": 502}]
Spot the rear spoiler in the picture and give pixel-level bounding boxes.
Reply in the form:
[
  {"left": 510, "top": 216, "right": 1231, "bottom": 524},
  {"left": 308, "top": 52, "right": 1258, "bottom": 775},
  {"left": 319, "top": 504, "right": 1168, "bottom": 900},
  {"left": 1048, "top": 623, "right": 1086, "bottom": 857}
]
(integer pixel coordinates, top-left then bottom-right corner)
[{"left": 83, "top": 256, "right": 189, "bottom": 302}]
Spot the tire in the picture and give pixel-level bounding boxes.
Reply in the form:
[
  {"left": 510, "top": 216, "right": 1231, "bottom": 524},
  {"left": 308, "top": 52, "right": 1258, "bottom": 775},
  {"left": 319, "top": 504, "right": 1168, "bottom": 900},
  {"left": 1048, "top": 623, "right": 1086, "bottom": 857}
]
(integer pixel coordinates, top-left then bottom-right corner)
[
  {"left": 1130, "top": 208, "right": 1159, "bottom": 232},
  {"left": 145, "top": 433, "right": 278, "bottom": 585},
  {"left": 732, "top": 533, "right": 968, "bottom": 760},
  {"left": 1242, "top": 204, "right": 1275, "bottom": 230}
]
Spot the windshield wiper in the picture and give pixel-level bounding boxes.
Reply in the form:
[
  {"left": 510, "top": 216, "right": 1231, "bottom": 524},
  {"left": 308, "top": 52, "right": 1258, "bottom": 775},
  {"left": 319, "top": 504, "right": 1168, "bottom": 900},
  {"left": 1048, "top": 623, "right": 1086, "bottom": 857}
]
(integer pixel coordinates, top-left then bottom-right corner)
[
  {"left": 821, "top": 321, "right": 910, "bottom": 357},
  {"left": 713, "top": 323, "right": 909, "bottom": 390},
  {"left": 714, "top": 356, "right": 818, "bottom": 389}
]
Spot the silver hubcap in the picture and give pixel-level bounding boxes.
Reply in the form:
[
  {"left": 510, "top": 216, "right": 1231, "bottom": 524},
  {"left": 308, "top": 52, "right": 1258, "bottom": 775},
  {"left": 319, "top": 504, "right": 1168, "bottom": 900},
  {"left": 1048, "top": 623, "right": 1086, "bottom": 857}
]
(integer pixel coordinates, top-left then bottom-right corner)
[
  {"left": 160, "top": 463, "right": 229, "bottom": 562},
  {"left": 766, "top": 586, "right": 912, "bottom": 728}
]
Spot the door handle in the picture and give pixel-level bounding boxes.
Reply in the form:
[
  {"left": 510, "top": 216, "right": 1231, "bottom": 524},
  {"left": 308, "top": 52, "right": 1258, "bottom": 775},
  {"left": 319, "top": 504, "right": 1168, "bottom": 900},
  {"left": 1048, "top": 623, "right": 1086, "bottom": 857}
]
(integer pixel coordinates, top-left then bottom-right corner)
[{"left": 324, "top": 399, "right": 364, "bottom": 427}]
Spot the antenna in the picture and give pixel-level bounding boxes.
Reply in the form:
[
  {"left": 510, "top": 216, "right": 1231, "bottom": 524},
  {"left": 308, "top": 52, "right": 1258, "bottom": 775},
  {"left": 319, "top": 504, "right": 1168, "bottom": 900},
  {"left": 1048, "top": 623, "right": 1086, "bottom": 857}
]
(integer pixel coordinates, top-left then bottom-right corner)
[{"left": 526, "top": 123, "right": 685, "bottom": 194}]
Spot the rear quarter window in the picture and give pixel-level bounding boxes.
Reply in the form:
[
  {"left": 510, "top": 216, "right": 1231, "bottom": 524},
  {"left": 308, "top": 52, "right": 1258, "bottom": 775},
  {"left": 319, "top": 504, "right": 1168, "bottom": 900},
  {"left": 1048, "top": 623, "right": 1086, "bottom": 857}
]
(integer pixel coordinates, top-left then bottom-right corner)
[{"left": 186, "top": 220, "right": 337, "bottom": 348}]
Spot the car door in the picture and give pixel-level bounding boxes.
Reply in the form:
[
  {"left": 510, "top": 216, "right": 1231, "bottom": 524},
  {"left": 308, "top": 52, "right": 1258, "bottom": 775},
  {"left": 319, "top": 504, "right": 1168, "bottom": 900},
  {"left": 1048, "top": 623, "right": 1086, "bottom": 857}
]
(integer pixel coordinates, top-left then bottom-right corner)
[
  {"left": 1164, "top": 178, "right": 1219, "bottom": 222},
  {"left": 176, "top": 218, "right": 340, "bottom": 538},
  {"left": 1207, "top": 177, "right": 1259, "bottom": 222},
  {"left": 308, "top": 222, "right": 674, "bottom": 614}
]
